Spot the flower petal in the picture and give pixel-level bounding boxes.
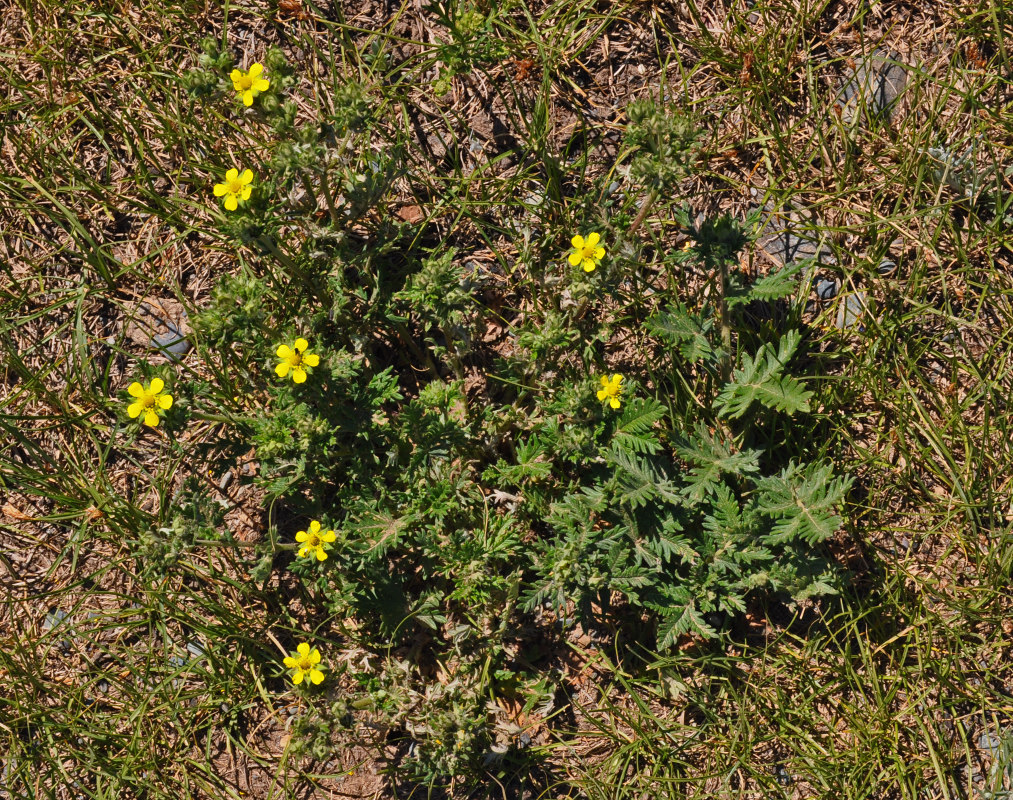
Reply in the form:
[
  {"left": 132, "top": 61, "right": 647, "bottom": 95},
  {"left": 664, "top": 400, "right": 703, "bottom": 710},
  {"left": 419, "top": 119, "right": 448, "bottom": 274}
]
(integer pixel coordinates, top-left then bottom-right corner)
[
  {"left": 294, "top": 338, "right": 309, "bottom": 352},
  {"left": 596, "top": 389, "right": 607, "bottom": 401},
  {"left": 158, "top": 394, "right": 173, "bottom": 410},
  {"left": 276, "top": 344, "right": 293, "bottom": 359},
  {"left": 292, "top": 368, "right": 307, "bottom": 384},
  {"left": 127, "top": 381, "right": 144, "bottom": 398},
  {"left": 225, "top": 168, "right": 238, "bottom": 182},
  {"left": 610, "top": 397, "right": 621, "bottom": 409},
  {"left": 292, "top": 670, "right": 304, "bottom": 684},
  {"left": 321, "top": 530, "right": 336, "bottom": 543},
  {"left": 230, "top": 69, "right": 242, "bottom": 84},
  {"left": 586, "top": 232, "right": 600, "bottom": 247},
  {"left": 253, "top": 78, "right": 270, "bottom": 92},
  {"left": 213, "top": 182, "right": 228, "bottom": 196},
  {"left": 275, "top": 361, "right": 291, "bottom": 378},
  {"left": 295, "top": 530, "right": 308, "bottom": 543},
  {"left": 240, "top": 185, "right": 252, "bottom": 201},
  {"left": 240, "top": 169, "right": 253, "bottom": 185},
  {"left": 297, "top": 545, "right": 310, "bottom": 558},
  {"left": 315, "top": 548, "right": 328, "bottom": 561},
  {"left": 297, "top": 643, "right": 310, "bottom": 656},
  {"left": 309, "top": 520, "right": 320, "bottom": 533},
  {"left": 583, "top": 260, "right": 596, "bottom": 272},
  {"left": 567, "top": 251, "right": 582, "bottom": 267},
  {"left": 303, "top": 353, "right": 320, "bottom": 368},
  {"left": 570, "top": 235, "right": 584, "bottom": 249},
  {"left": 249, "top": 63, "right": 263, "bottom": 77},
  {"left": 148, "top": 378, "right": 164, "bottom": 394},
  {"left": 242, "top": 91, "right": 253, "bottom": 106},
  {"left": 593, "top": 247, "right": 605, "bottom": 260},
  {"left": 143, "top": 409, "right": 160, "bottom": 427},
  {"left": 309, "top": 649, "right": 321, "bottom": 665},
  {"left": 309, "top": 668, "right": 325, "bottom": 685},
  {"left": 283, "top": 656, "right": 297, "bottom": 668},
  {"left": 224, "top": 194, "right": 238, "bottom": 211},
  {"left": 127, "top": 401, "right": 143, "bottom": 419}
]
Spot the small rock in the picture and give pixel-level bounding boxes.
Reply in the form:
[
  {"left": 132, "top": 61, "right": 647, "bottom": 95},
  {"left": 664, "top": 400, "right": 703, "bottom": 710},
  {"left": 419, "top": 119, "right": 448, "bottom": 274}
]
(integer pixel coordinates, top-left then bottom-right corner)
[
  {"left": 877, "top": 259, "right": 897, "bottom": 276},
  {"left": 834, "top": 291, "right": 870, "bottom": 330},
  {"left": 836, "top": 49, "right": 907, "bottom": 127},
  {"left": 124, "top": 298, "right": 192, "bottom": 362},
  {"left": 753, "top": 203, "right": 836, "bottom": 268},
  {"left": 815, "top": 278, "right": 838, "bottom": 300}
]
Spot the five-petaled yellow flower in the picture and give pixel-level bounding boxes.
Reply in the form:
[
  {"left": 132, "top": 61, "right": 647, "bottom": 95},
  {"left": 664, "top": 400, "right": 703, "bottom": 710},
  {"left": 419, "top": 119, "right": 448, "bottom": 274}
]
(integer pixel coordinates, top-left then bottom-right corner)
[
  {"left": 597, "top": 374, "right": 624, "bottom": 409},
  {"left": 275, "top": 338, "right": 320, "bottom": 383},
  {"left": 296, "top": 520, "right": 336, "bottom": 561},
  {"left": 568, "top": 232, "right": 606, "bottom": 272},
  {"left": 126, "top": 378, "right": 173, "bottom": 427},
  {"left": 231, "top": 63, "right": 270, "bottom": 107},
  {"left": 213, "top": 168, "right": 254, "bottom": 212},
  {"left": 283, "top": 642, "right": 325, "bottom": 686}
]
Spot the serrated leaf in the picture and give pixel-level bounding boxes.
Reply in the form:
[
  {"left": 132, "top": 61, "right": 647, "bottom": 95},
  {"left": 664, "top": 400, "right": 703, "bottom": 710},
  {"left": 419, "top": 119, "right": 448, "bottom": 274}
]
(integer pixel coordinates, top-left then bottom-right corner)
[
  {"left": 609, "top": 446, "right": 682, "bottom": 509},
  {"left": 756, "top": 460, "right": 852, "bottom": 546},
  {"left": 646, "top": 305, "right": 717, "bottom": 364},
  {"left": 674, "top": 424, "right": 761, "bottom": 502},
  {"left": 613, "top": 397, "right": 666, "bottom": 455},
  {"left": 727, "top": 260, "right": 806, "bottom": 309},
  {"left": 714, "top": 329, "right": 813, "bottom": 419}
]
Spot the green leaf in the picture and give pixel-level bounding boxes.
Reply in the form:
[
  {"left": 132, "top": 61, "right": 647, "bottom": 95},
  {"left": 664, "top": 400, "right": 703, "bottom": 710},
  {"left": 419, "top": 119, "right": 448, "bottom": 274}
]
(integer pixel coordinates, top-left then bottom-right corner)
[
  {"left": 608, "top": 446, "right": 682, "bottom": 509},
  {"left": 674, "top": 424, "right": 761, "bottom": 502},
  {"left": 714, "top": 329, "right": 813, "bottom": 419},
  {"left": 756, "top": 460, "right": 852, "bottom": 546},
  {"left": 613, "top": 397, "right": 666, "bottom": 455},
  {"left": 645, "top": 305, "right": 718, "bottom": 364}
]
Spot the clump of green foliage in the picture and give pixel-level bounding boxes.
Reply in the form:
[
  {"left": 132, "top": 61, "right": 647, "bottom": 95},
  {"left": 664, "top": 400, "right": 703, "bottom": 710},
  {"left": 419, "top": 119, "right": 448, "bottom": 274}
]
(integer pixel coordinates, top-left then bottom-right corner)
[{"left": 171, "top": 49, "right": 854, "bottom": 781}]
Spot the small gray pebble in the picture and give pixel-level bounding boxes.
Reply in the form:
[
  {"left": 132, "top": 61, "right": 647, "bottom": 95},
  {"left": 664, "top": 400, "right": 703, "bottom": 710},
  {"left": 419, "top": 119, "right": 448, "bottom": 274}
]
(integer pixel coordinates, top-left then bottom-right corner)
[
  {"left": 151, "top": 325, "right": 191, "bottom": 361},
  {"left": 877, "top": 259, "right": 897, "bottom": 276},
  {"left": 815, "top": 278, "right": 838, "bottom": 300},
  {"left": 837, "top": 49, "right": 907, "bottom": 126},
  {"left": 834, "top": 291, "right": 869, "bottom": 330},
  {"left": 979, "top": 730, "right": 1002, "bottom": 757}
]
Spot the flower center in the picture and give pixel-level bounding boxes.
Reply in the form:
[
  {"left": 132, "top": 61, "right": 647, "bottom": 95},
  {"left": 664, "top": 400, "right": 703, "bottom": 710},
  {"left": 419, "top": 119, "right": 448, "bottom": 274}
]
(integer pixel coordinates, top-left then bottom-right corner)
[
  {"left": 227, "top": 178, "right": 244, "bottom": 194},
  {"left": 237, "top": 74, "right": 254, "bottom": 90},
  {"left": 581, "top": 245, "right": 596, "bottom": 259},
  {"left": 288, "top": 352, "right": 303, "bottom": 366},
  {"left": 306, "top": 532, "right": 321, "bottom": 548},
  {"left": 296, "top": 655, "right": 313, "bottom": 671},
  {"left": 140, "top": 393, "right": 156, "bottom": 408}
]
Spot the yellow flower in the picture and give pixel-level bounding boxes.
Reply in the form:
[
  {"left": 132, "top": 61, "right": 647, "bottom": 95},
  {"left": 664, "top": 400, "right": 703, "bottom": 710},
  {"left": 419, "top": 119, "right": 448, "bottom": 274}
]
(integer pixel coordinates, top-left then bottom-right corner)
[
  {"left": 567, "top": 232, "right": 606, "bottom": 272},
  {"left": 213, "top": 168, "right": 254, "bottom": 212},
  {"left": 126, "top": 378, "right": 173, "bottom": 427},
  {"left": 295, "top": 520, "right": 336, "bottom": 561},
  {"left": 283, "top": 642, "right": 324, "bottom": 686},
  {"left": 230, "top": 62, "right": 270, "bottom": 107},
  {"left": 275, "top": 337, "right": 320, "bottom": 383},
  {"left": 597, "top": 374, "right": 623, "bottom": 409}
]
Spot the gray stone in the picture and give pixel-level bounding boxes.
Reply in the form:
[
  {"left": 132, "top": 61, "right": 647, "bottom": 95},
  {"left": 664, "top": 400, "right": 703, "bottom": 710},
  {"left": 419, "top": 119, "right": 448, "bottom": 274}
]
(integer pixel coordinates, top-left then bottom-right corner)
[
  {"left": 753, "top": 202, "right": 836, "bottom": 269},
  {"left": 815, "top": 278, "right": 838, "bottom": 300},
  {"left": 837, "top": 49, "right": 907, "bottom": 127},
  {"left": 150, "top": 324, "right": 191, "bottom": 361},
  {"left": 834, "top": 291, "right": 870, "bottom": 330}
]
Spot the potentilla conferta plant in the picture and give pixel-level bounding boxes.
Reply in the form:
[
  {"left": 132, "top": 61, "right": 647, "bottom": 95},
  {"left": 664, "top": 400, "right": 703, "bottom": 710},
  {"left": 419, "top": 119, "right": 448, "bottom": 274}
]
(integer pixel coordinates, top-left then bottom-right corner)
[
  {"left": 295, "top": 520, "right": 336, "bottom": 561},
  {"left": 568, "top": 232, "right": 606, "bottom": 272},
  {"left": 275, "top": 338, "right": 320, "bottom": 383},
  {"left": 213, "top": 168, "right": 254, "bottom": 211},
  {"left": 284, "top": 643, "right": 325, "bottom": 685},
  {"left": 125, "top": 378, "right": 173, "bottom": 427},
  {"left": 231, "top": 62, "right": 269, "bottom": 106}
]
